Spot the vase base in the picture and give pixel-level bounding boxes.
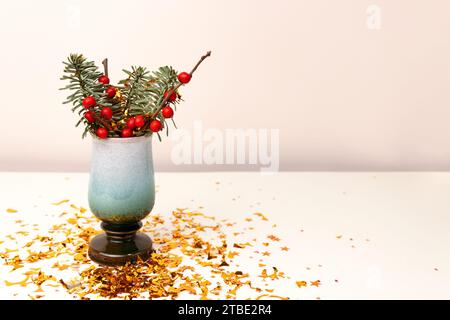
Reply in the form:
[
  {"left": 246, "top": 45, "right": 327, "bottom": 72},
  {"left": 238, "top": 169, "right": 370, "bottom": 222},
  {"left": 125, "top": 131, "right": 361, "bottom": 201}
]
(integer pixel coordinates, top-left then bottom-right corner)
[{"left": 88, "top": 224, "right": 153, "bottom": 266}]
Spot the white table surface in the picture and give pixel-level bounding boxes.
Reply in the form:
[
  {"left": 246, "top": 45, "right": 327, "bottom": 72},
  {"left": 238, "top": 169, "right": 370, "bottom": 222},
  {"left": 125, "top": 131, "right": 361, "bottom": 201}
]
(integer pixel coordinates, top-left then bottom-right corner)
[{"left": 0, "top": 172, "right": 449, "bottom": 300}]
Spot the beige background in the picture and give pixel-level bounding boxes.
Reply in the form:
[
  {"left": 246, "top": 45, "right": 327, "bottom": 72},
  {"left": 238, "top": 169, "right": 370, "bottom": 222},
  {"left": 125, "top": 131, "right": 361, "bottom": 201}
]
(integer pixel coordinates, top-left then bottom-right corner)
[{"left": 1, "top": 0, "right": 450, "bottom": 171}]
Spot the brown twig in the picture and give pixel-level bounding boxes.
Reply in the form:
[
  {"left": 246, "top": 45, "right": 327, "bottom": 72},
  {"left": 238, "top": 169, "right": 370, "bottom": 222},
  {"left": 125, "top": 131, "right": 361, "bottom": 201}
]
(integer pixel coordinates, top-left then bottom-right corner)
[
  {"left": 150, "top": 51, "right": 211, "bottom": 119},
  {"left": 89, "top": 107, "right": 113, "bottom": 131},
  {"left": 189, "top": 51, "right": 211, "bottom": 76},
  {"left": 102, "top": 58, "right": 108, "bottom": 77},
  {"left": 99, "top": 59, "right": 117, "bottom": 133}
]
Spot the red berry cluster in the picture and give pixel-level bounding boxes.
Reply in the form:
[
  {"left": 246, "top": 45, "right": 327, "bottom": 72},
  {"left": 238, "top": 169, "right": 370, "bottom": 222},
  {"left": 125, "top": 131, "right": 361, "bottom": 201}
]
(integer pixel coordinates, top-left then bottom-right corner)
[
  {"left": 82, "top": 71, "right": 191, "bottom": 139},
  {"left": 122, "top": 115, "right": 145, "bottom": 138},
  {"left": 80, "top": 74, "right": 118, "bottom": 139}
]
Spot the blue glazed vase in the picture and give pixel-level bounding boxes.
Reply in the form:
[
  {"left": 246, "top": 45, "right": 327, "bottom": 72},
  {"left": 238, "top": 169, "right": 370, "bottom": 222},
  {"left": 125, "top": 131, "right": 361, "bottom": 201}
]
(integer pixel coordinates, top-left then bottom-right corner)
[
  {"left": 88, "top": 135, "right": 155, "bottom": 223},
  {"left": 87, "top": 135, "right": 155, "bottom": 265}
]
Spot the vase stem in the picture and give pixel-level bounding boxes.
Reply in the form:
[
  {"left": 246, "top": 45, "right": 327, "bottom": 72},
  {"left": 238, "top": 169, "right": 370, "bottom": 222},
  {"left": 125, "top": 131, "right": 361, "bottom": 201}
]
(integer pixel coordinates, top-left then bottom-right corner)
[{"left": 101, "top": 221, "right": 142, "bottom": 242}]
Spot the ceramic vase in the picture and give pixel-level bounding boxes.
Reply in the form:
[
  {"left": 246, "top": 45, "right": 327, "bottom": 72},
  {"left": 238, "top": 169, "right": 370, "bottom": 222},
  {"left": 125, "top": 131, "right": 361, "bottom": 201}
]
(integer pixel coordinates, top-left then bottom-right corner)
[{"left": 87, "top": 135, "right": 155, "bottom": 265}]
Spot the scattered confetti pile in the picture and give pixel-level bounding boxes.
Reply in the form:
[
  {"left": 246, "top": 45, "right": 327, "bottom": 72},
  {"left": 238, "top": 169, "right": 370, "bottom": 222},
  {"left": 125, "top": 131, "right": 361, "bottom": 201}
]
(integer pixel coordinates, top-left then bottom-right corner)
[{"left": 1, "top": 203, "right": 319, "bottom": 300}]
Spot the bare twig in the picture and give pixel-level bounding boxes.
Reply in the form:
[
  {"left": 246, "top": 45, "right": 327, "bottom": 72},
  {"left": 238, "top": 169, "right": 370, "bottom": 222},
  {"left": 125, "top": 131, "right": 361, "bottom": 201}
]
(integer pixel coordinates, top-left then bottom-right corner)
[
  {"left": 102, "top": 58, "right": 108, "bottom": 77},
  {"left": 189, "top": 51, "right": 211, "bottom": 76}
]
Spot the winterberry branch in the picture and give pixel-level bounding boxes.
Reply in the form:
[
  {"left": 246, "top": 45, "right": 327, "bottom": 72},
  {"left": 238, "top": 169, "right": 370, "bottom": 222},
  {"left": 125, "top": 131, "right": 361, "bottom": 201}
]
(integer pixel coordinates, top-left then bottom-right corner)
[
  {"left": 150, "top": 51, "right": 211, "bottom": 119},
  {"left": 89, "top": 108, "right": 113, "bottom": 131},
  {"left": 189, "top": 51, "right": 211, "bottom": 77}
]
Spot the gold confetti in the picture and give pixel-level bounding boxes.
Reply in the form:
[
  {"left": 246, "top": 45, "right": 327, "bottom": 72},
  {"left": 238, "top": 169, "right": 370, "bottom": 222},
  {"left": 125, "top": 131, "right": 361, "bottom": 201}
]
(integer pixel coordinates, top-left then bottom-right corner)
[
  {"left": 51, "top": 200, "right": 69, "bottom": 206},
  {"left": 256, "top": 294, "right": 289, "bottom": 300},
  {"left": 66, "top": 218, "right": 77, "bottom": 225},
  {"left": 267, "top": 235, "right": 280, "bottom": 242},
  {"left": 233, "top": 242, "right": 252, "bottom": 249},
  {"left": 253, "top": 212, "right": 268, "bottom": 221},
  {"left": 0, "top": 202, "right": 316, "bottom": 300},
  {"left": 5, "top": 275, "right": 30, "bottom": 287},
  {"left": 52, "top": 262, "right": 70, "bottom": 271},
  {"left": 310, "top": 280, "right": 321, "bottom": 287},
  {"left": 6, "top": 208, "right": 18, "bottom": 213},
  {"left": 74, "top": 253, "right": 85, "bottom": 261}
]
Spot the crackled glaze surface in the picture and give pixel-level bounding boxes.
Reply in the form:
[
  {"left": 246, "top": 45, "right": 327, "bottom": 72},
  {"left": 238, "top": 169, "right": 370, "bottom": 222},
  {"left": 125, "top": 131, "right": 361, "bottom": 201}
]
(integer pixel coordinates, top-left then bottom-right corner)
[{"left": 88, "top": 135, "right": 155, "bottom": 223}]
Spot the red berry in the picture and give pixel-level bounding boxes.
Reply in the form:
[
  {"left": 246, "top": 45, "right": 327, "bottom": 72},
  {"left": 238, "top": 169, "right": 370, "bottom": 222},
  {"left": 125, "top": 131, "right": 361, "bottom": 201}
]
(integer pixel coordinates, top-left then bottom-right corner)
[
  {"left": 106, "top": 87, "right": 117, "bottom": 98},
  {"left": 178, "top": 72, "right": 191, "bottom": 84},
  {"left": 96, "top": 127, "right": 108, "bottom": 139},
  {"left": 82, "top": 96, "right": 96, "bottom": 109},
  {"left": 100, "top": 107, "right": 113, "bottom": 120},
  {"left": 126, "top": 117, "right": 136, "bottom": 129},
  {"left": 161, "top": 105, "right": 174, "bottom": 118},
  {"left": 163, "top": 90, "right": 177, "bottom": 102},
  {"left": 121, "top": 128, "right": 133, "bottom": 138},
  {"left": 150, "top": 120, "right": 162, "bottom": 132},
  {"left": 135, "top": 115, "right": 145, "bottom": 128},
  {"left": 98, "top": 75, "right": 110, "bottom": 85},
  {"left": 84, "top": 111, "right": 95, "bottom": 123}
]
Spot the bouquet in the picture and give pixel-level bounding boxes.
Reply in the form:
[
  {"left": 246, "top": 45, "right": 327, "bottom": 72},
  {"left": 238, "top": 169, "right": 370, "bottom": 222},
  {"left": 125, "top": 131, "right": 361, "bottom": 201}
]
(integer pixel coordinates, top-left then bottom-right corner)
[{"left": 60, "top": 51, "right": 211, "bottom": 140}]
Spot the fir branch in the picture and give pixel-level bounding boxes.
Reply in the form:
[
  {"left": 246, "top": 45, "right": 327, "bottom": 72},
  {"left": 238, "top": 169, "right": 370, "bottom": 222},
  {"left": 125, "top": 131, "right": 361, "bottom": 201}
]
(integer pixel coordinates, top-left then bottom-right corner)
[
  {"left": 141, "top": 66, "right": 179, "bottom": 116},
  {"left": 118, "top": 67, "right": 150, "bottom": 116},
  {"left": 60, "top": 54, "right": 104, "bottom": 100},
  {"left": 60, "top": 54, "right": 113, "bottom": 137}
]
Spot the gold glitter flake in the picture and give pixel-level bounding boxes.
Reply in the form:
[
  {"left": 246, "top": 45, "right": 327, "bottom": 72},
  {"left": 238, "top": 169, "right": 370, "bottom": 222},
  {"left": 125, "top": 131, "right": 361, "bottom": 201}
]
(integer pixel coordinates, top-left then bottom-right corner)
[
  {"left": 5, "top": 275, "right": 30, "bottom": 287},
  {"left": 267, "top": 235, "right": 280, "bottom": 242},
  {"left": 51, "top": 200, "right": 70, "bottom": 206}
]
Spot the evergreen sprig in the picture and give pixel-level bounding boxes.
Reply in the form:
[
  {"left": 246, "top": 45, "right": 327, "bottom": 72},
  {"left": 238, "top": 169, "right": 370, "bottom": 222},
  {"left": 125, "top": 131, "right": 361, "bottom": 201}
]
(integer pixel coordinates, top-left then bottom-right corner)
[
  {"left": 60, "top": 54, "right": 114, "bottom": 138},
  {"left": 118, "top": 66, "right": 151, "bottom": 117},
  {"left": 145, "top": 66, "right": 180, "bottom": 113},
  {"left": 134, "top": 66, "right": 180, "bottom": 139}
]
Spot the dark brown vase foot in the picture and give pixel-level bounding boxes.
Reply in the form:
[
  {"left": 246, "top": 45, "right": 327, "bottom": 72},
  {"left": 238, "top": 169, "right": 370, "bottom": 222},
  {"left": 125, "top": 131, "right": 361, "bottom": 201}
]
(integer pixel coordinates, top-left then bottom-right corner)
[{"left": 88, "top": 221, "right": 152, "bottom": 266}]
